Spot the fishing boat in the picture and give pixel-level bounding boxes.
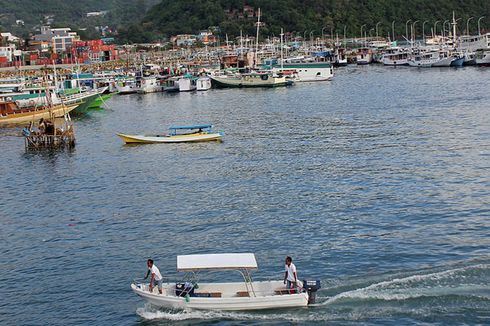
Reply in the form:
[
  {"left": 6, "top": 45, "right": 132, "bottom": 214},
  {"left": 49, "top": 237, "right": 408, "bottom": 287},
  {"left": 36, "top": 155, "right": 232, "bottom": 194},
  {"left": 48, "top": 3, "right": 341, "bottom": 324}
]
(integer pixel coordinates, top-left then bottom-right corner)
[
  {"left": 116, "top": 79, "right": 138, "bottom": 94},
  {"left": 131, "top": 253, "right": 321, "bottom": 311},
  {"left": 136, "top": 76, "right": 162, "bottom": 94},
  {"left": 196, "top": 76, "right": 212, "bottom": 91},
  {"left": 117, "top": 124, "right": 223, "bottom": 144},
  {"left": 356, "top": 48, "right": 374, "bottom": 65},
  {"left": 382, "top": 47, "right": 410, "bottom": 66},
  {"left": 408, "top": 50, "right": 440, "bottom": 67},
  {"left": 475, "top": 48, "right": 490, "bottom": 66},
  {"left": 271, "top": 62, "right": 333, "bottom": 82},
  {"left": 163, "top": 77, "right": 180, "bottom": 92},
  {"left": 211, "top": 71, "right": 290, "bottom": 88},
  {"left": 178, "top": 76, "right": 197, "bottom": 92},
  {"left": 0, "top": 100, "right": 77, "bottom": 126}
]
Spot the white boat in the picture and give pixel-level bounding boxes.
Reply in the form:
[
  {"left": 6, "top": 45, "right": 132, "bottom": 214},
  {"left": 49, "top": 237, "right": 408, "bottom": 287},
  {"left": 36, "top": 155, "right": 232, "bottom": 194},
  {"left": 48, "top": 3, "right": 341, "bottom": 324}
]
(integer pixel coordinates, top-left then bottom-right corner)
[
  {"left": 211, "top": 72, "right": 290, "bottom": 88},
  {"left": 382, "top": 47, "right": 410, "bottom": 66},
  {"left": 117, "top": 124, "right": 223, "bottom": 144},
  {"left": 131, "top": 253, "right": 321, "bottom": 311},
  {"left": 475, "top": 48, "right": 490, "bottom": 66},
  {"left": 116, "top": 79, "right": 137, "bottom": 94},
  {"left": 356, "top": 48, "right": 373, "bottom": 65},
  {"left": 408, "top": 50, "right": 440, "bottom": 67},
  {"left": 196, "top": 76, "right": 212, "bottom": 91},
  {"left": 136, "top": 76, "right": 162, "bottom": 94},
  {"left": 271, "top": 62, "right": 333, "bottom": 82},
  {"left": 431, "top": 50, "right": 456, "bottom": 67},
  {"left": 163, "top": 77, "right": 180, "bottom": 92},
  {"left": 178, "top": 77, "right": 197, "bottom": 92}
]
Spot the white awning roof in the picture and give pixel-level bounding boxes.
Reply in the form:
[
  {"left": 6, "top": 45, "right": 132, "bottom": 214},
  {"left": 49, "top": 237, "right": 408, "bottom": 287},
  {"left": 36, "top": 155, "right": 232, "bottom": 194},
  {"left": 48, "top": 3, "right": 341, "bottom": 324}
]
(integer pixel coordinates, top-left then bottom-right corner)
[{"left": 177, "top": 253, "right": 258, "bottom": 271}]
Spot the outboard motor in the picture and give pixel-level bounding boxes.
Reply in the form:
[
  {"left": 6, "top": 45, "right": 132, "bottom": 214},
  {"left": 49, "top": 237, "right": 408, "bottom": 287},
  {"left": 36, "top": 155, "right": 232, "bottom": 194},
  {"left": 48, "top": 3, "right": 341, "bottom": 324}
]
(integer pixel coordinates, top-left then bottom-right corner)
[{"left": 302, "top": 280, "right": 321, "bottom": 304}]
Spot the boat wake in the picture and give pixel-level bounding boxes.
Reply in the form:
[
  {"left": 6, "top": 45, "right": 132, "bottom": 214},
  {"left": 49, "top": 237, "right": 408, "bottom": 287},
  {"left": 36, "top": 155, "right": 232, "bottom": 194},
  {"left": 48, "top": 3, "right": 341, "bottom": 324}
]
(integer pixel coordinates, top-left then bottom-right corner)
[
  {"left": 136, "top": 263, "right": 490, "bottom": 322},
  {"left": 321, "top": 263, "right": 490, "bottom": 304}
]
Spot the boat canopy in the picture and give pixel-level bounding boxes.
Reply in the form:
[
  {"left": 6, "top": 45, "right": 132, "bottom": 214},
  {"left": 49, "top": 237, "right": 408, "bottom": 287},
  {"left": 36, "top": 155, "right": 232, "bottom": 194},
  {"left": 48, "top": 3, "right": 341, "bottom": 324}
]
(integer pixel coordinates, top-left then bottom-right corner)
[
  {"left": 169, "top": 124, "right": 212, "bottom": 130},
  {"left": 177, "top": 253, "right": 258, "bottom": 271}
]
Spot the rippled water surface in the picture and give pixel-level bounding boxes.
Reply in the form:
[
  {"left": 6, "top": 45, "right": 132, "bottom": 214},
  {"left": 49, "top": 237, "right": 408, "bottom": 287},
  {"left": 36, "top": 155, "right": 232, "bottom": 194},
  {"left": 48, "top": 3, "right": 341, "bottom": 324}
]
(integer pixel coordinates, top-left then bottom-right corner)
[{"left": 1, "top": 65, "right": 489, "bottom": 325}]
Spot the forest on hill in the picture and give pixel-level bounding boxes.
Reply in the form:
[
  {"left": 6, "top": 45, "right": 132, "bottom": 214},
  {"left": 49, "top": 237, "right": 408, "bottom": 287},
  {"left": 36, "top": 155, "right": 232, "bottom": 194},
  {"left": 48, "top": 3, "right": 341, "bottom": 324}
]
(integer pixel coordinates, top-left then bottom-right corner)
[
  {"left": 131, "top": 0, "right": 489, "bottom": 43},
  {"left": 1, "top": 0, "right": 489, "bottom": 43},
  {"left": 0, "top": 0, "right": 159, "bottom": 39}
]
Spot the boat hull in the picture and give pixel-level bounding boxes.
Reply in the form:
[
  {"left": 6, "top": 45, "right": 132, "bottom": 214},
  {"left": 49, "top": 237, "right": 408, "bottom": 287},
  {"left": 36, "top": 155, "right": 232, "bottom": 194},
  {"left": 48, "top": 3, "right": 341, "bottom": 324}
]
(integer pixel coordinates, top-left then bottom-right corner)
[
  {"left": 210, "top": 76, "right": 289, "bottom": 88},
  {"left": 131, "top": 282, "right": 309, "bottom": 311},
  {"left": 0, "top": 104, "right": 78, "bottom": 126},
  {"left": 117, "top": 132, "right": 223, "bottom": 144}
]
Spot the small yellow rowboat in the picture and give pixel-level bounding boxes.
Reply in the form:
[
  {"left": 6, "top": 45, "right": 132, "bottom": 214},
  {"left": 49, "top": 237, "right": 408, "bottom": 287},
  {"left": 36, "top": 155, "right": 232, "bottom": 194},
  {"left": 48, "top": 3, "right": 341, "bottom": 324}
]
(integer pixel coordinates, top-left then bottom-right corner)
[{"left": 117, "top": 124, "right": 223, "bottom": 144}]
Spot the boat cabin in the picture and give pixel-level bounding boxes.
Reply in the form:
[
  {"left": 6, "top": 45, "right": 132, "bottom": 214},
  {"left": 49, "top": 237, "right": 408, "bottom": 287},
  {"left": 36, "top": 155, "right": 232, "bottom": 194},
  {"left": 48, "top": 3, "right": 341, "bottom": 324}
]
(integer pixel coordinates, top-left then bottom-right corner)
[{"left": 169, "top": 124, "right": 213, "bottom": 136}]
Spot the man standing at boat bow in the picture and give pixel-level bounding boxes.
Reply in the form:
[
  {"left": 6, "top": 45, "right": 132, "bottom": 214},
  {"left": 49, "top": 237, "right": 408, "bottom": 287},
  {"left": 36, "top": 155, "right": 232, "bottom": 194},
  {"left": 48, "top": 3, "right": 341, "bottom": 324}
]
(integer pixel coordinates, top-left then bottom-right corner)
[
  {"left": 144, "top": 259, "right": 163, "bottom": 294},
  {"left": 284, "top": 256, "right": 298, "bottom": 292}
]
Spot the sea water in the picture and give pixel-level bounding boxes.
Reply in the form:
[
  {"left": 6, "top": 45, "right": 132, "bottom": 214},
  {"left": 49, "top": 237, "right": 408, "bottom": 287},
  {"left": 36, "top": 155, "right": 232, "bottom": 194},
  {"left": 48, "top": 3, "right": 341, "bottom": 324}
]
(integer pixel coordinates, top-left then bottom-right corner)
[{"left": 0, "top": 65, "right": 489, "bottom": 325}]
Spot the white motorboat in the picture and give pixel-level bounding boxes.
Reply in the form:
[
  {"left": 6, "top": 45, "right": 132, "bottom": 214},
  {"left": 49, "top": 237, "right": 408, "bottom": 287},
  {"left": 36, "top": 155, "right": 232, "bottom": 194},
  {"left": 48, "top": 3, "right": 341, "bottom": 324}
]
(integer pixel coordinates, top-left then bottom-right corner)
[
  {"left": 408, "top": 50, "right": 440, "bottom": 67},
  {"left": 178, "top": 77, "right": 197, "bottom": 92},
  {"left": 116, "top": 79, "right": 137, "bottom": 94},
  {"left": 136, "top": 76, "right": 162, "bottom": 94},
  {"left": 356, "top": 48, "right": 373, "bottom": 65},
  {"left": 196, "top": 76, "right": 212, "bottom": 91},
  {"left": 211, "top": 72, "right": 290, "bottom": 88},
  {"left": 131, "top": 253, "right": 321, "bottom": 311},
  {"left": 382, "top": 47, "right": 410, "bottom": 66},
  {"left": 431, "top": 50, "right": 456, "bottom": 67},
  {"left": 475, "top": 48, "right": 490, "bottom": 66},
  {"left": 271, "top": 62, "right": 333, "bottom": 82}
]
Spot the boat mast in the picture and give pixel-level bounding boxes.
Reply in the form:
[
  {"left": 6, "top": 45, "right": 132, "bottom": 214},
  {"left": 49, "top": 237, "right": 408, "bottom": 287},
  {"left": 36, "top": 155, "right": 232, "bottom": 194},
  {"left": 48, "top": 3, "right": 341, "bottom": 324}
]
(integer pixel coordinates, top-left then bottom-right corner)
[
  {"left": 254, "top": 8, "right": 261, "bottom": 68},
  {"left": 280, "top": 28, "right": 284, "bottom": 69},
  {"left": 452, "top": 11, "right": 457, "bottom": 47},
  {"left": 240, "top": 29, "right": 243, "bottom": 59}
]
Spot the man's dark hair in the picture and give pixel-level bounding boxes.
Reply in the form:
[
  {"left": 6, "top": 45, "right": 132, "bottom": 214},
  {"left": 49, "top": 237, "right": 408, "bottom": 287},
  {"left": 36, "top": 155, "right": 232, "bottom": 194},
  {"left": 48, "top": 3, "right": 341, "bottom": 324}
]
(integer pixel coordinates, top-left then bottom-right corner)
[
  {"left": 286, "top": 256, "right": 292, "bottom": 263},
  {"left": 148, "top": 259, "right": 153, "bottom": 264}
]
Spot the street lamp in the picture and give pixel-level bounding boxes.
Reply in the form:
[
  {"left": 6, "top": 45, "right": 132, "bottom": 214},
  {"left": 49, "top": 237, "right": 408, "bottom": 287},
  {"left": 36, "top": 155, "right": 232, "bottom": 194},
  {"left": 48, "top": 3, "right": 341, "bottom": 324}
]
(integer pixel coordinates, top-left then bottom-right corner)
[
  {"left": 343, "top": 25, "right": 347, "bottom": 45},
  {"left": 392, "top": 20, "right": 396, "bottom": 42},
  {"left": 375, "top": 22, "right": 381, "bottom": 38},
  {"left": 422, "top": 20, "right": 429, "bottom": 45},
  {"left": 466, "top": 17, "right": 474, "bottom": 36},
  {"left": 478, "top": 16, "right": 485, "bottom": 35},
  {"left": 405, "top": 19, "right": 412, "bottom": 40},
  {"left": 321, "top": 26, "right": 327, "bottom": 44},
  {"left": 360, "top": 24, "right": 366, "bottom": 45},
  {"left": 303, "top": 30, "right": 307, "bottom": 44},
  {"left": 434, "top": 20, "right": 441, "bottom": 39},
  {"left": 412, "top": 20, "right": 419, "bottom": 44},
  {"left": 442, "top": 20, "right": 450, "bottom": 39},
  {"left": 310, "top": 30, "right": 315, "bottom": 47}
]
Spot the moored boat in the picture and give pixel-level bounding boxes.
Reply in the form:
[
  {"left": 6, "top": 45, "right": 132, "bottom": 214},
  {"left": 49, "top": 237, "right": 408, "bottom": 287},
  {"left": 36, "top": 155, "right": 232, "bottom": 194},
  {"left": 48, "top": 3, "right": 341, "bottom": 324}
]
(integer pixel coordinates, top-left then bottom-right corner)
[
  {"left": 475, "top": 48, "right": 490, "bottom": 66},
  {"left": 131, "top": 253, "right": 321, "bottom": 311},
  {"left": 0, "top": 100, "right": 78, "bottom": 126},
  {"left": 117, "top": 124, "right": 223, "bottom": 144},
  {"left": 196, "top": 76, "right": 212, "bottom": 91},
  {"left": 271, "top": 62, "right": 333, "bottom": 82},
  {"left": 211, "top": 71, "right": 290, "bottom": 88}
]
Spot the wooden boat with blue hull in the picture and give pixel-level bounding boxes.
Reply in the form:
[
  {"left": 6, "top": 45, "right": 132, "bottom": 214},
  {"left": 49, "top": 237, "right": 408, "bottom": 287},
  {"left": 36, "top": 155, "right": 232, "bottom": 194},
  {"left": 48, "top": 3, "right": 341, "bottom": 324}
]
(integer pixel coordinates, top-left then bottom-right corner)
[{"left": 117, "top": 124, "right": 223, "bottom": 144}]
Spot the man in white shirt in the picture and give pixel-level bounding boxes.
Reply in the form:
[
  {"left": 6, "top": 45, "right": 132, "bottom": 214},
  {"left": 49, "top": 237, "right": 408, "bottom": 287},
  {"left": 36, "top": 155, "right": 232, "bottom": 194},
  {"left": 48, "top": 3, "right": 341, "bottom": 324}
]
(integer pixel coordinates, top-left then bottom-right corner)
[
  {"left": 284, "top": 256, "right": 298, "bottom": 292},
  {"left": 144, "top": 259, "right": 163, "bottom": 294}
]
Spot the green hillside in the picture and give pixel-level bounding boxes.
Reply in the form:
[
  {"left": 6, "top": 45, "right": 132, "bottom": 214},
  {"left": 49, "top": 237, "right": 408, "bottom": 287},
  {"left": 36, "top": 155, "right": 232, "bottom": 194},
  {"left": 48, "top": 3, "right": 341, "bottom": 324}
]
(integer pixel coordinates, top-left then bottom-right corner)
[
  {"left": 0, "top": 0, "right": 159, "bottom": 38},
  {"left": 141, "top": 0, "right": 489, "bottom": 42}
]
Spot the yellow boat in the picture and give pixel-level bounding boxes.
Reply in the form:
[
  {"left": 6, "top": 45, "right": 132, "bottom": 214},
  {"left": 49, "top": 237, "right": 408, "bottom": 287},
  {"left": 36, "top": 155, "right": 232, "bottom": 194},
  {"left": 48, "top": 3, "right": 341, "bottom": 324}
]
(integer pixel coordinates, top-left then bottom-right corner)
[
  {"left": 117, "top": 124, "right": 224, "bottom": 144},
  {"left": 0, "top": 101, "right": 78, "bottom": 126}
]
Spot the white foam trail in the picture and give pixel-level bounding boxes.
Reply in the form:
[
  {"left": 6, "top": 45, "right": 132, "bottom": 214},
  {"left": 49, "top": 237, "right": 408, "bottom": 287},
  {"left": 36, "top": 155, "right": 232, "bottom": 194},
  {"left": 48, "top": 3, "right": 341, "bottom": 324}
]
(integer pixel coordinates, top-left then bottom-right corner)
[{"left": 323, "top": 264, "right": 490, "bottom": 304}]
